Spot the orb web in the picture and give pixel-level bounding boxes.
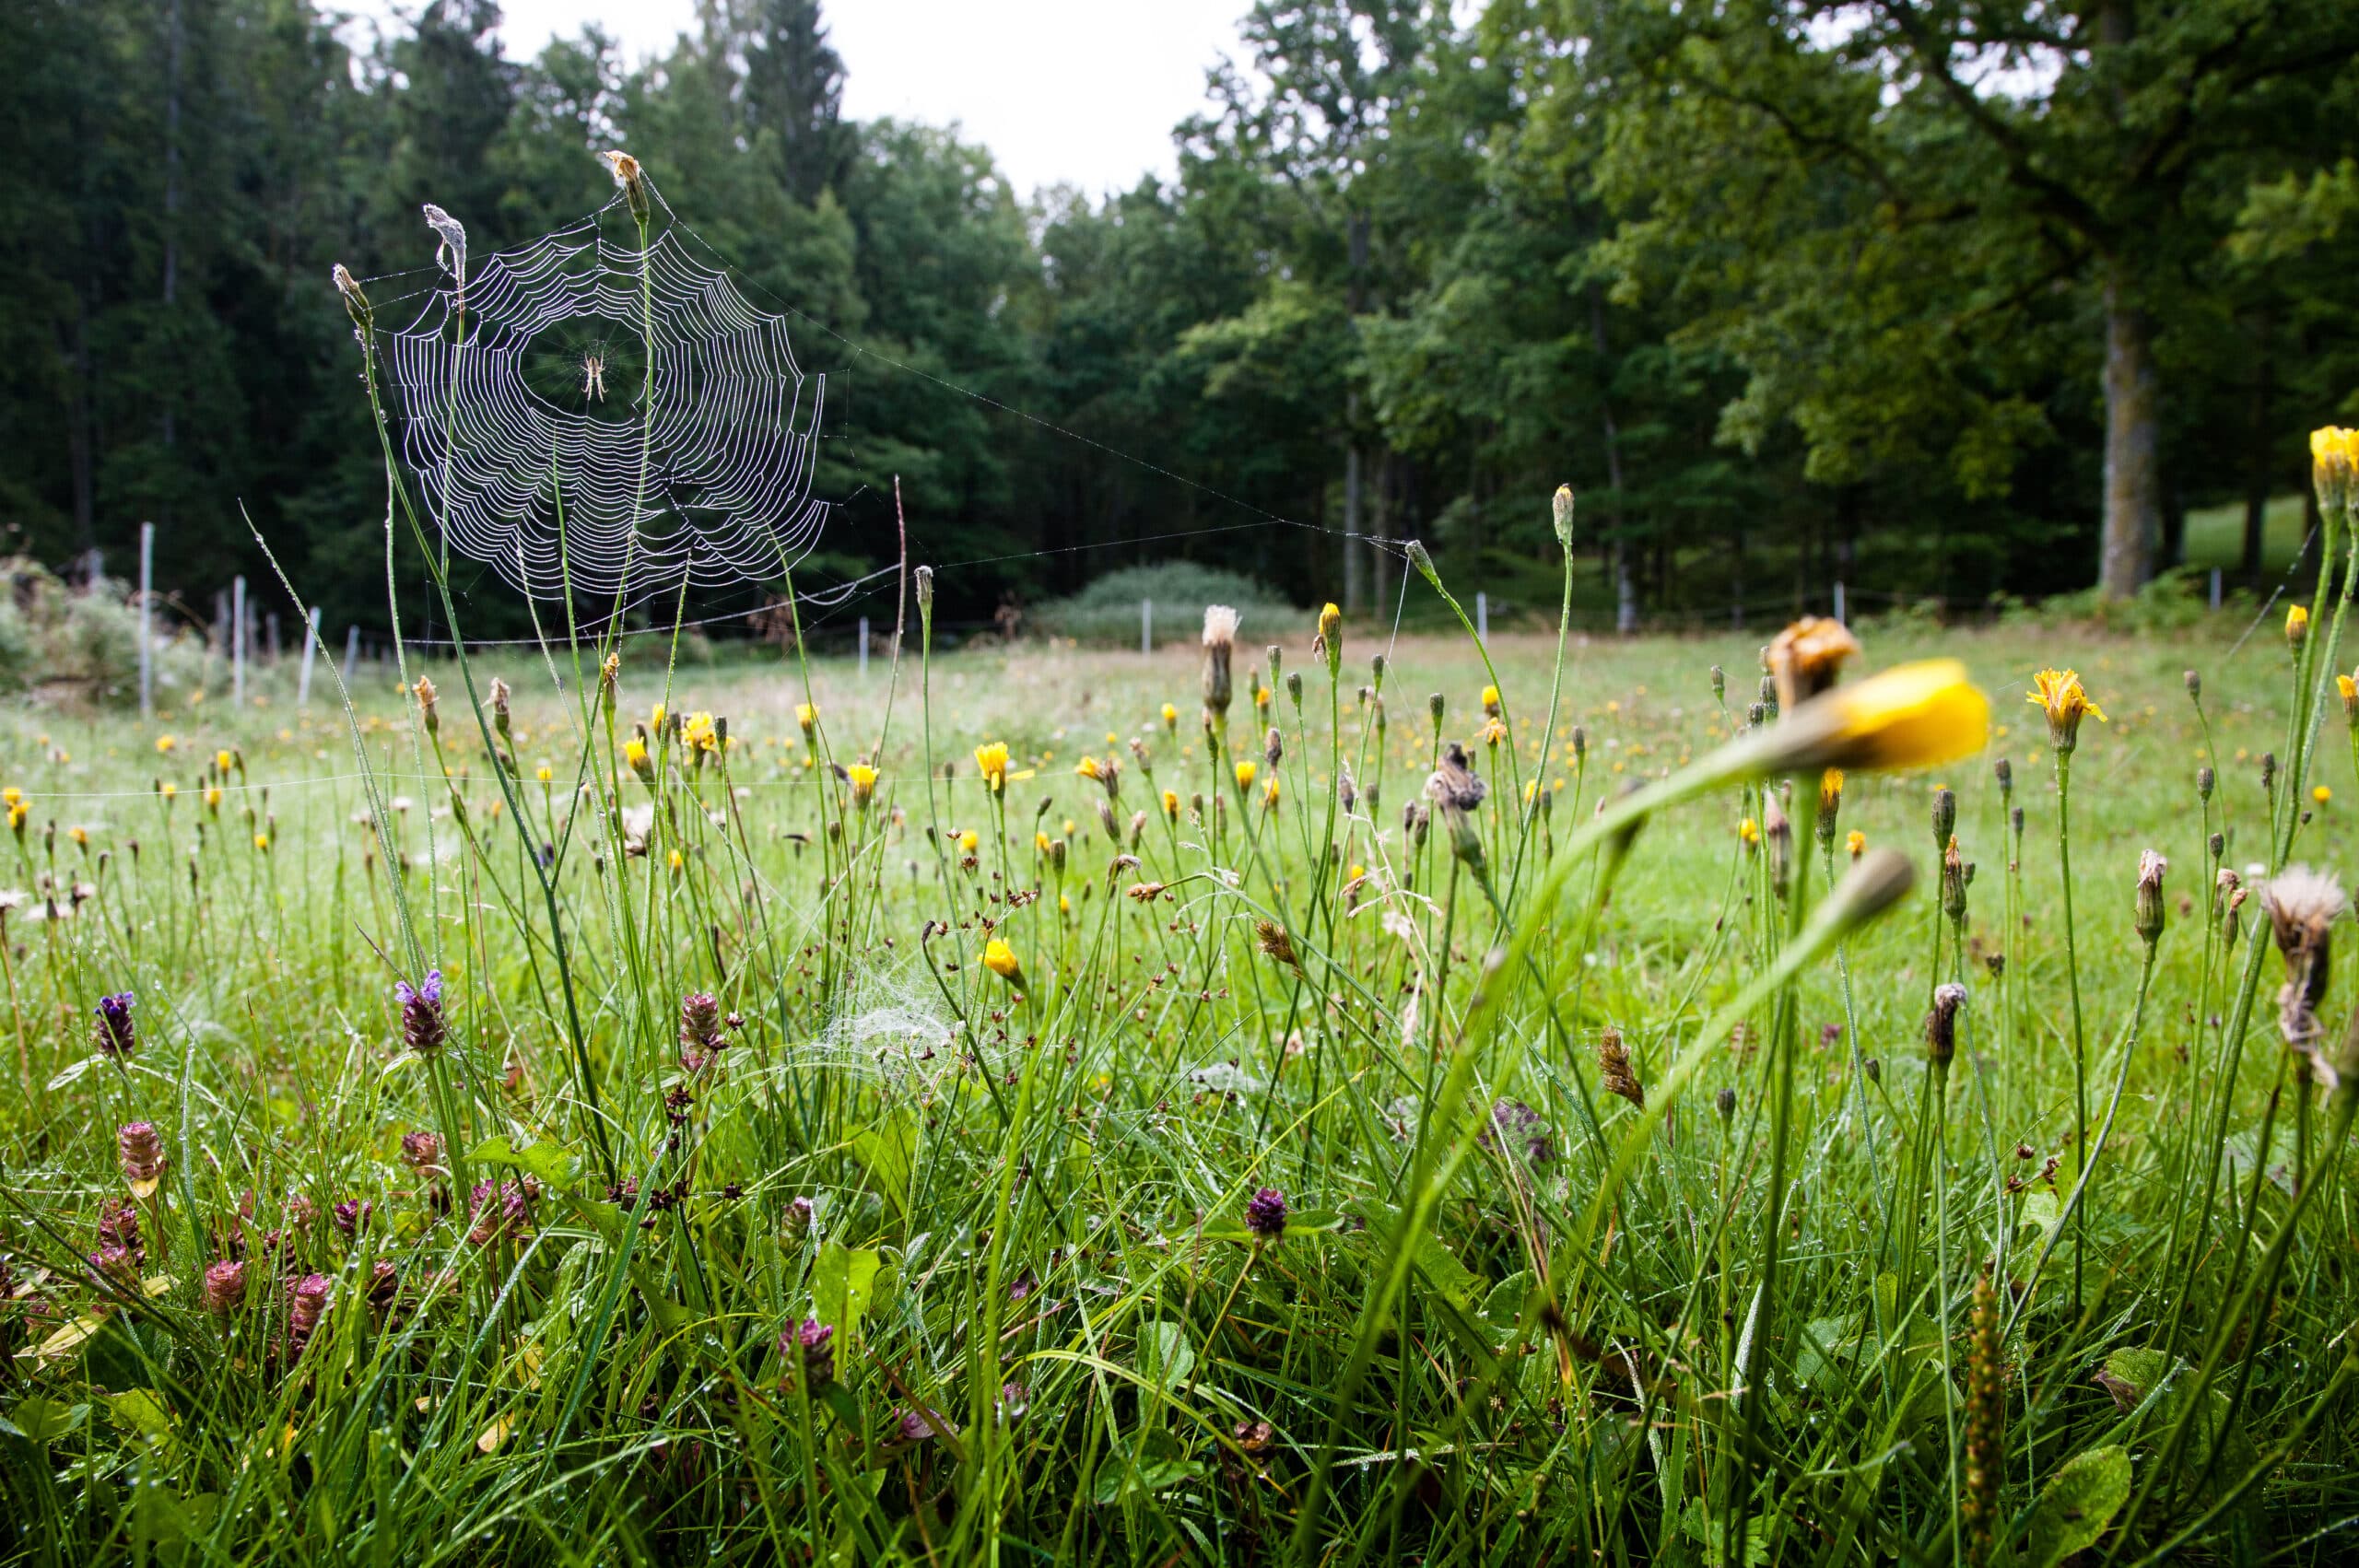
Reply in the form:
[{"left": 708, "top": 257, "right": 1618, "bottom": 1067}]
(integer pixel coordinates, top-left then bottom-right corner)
[{"left": 383, "top": 209, "right": 831, "bottom": 606}]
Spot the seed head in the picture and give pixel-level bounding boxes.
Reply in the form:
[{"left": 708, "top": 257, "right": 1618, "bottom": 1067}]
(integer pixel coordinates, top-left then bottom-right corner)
[
  {"left": 1597, "top": 1025, "right": 1644, "bottom": 1109},
  {"left": 1924, "top": 982, "right": 1966, "bottom": 1068},
  {"left": 1254, "top": 919, "right": 1301, "bottom": 972},
  {"left": 1201, "top": 605, "right": 1239, "bottom": 720},
  {"left": 600, "top": 149, "right": 651, "bottom": 226},
  {"left": 412, "top": 674, "right": 440, "bottom": 734},
  {"left": 1766, "top": 616, "right": 1861, "bottom": 713},
  {"left": 2264, "top": 865, "right": 2344, "bottom": 1071}
]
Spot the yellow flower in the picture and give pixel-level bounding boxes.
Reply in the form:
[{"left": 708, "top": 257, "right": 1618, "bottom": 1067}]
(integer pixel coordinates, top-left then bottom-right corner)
[
  {"left": 1074, "top": 755, "right": 1103, "bottom": 781},
  {"left": 2025, "top": 668, "right": 2105, "bottom": 755},
  {"left": 624, "top": 736, "right": 653, "bottom": 782},
  {"left": 0, "top": 787, "right": 18, "bottom": 808},
  {"left": 1820, "top": 768, "right": 1844, "bottom": 811},
  {"left": 1262, "top": 777, "right": 1281, "bottom": 810},
  {"left": 957, "top": 828, "right": 979, "bottom": 854},
  {"left": 1745, "top": 660, "right": 1989, "bottom": 776},
  {"left": 1254, "top": 684, "right": 1272, "bottom": 712},
  {"left": 217, "top": 749, "right": 234, "bottom": 776},
  {"left": 1235, "top": 759, "right": 1256, "bottom": 790},
  {"left": 1317, "top": 602, "right": 1343, "bottom": 666},
  {"left": 796, "top": 702, "right": 818, "bottom": 737},
  {"left": 1480, "top": 718, "right": 1508, "bottom": 748},
  {"left": 1160, "top": 702, "right": 1179, "bottom": 731},
  {"left": 67, "top": 825, "right": 88, "bottom": 848},
  {"left": 535, "top": 763, "right": 553, "bottom": 783},
  {"left": 681, "top": 711, "right": 718, "bottom": 753},
  {"left": 2287, "top": 603, "right": 2310, "bottom": 649},
  {"left": 651, "top": 701, "right": 667, "bottom": 732},
  {"left": 159, "top": 782, "right": 177, "bottom": 801},
  {"left": 155, "top": 735, "right": 175, "bottom": 754},
  {"left": 974, "top": 741, "right": 1010, "bottom": 792},
  {"left": 2313, "top": 426, "right": 2356, "bottom": 494},
  {"left": 846, "top": 762, "right": 878, "bottom": 808},
  {"left": 1162, "top": 788, "right": 1180, "bottom": 819},
  {"left": 981, "top": 939, "right": 1025, "bottom": 987},
  {"left": 1738, "top": 817, "right": 1760, "bottom": 846},
  {"left": 668, "top": 848, "right": 685, "bottom": 872},
  {"left": 254, "top": 833, "right": 270, "bottom": 852},
  {"left": 1034, "top": 829, "right": 1053, "bottom": 854},
  {"left": 203, "top": 787, "right": 221, "bottom": 811},
  {"left": 2315, "top": 784, "right": 2332, "bottom": 806},
  {"left": 1847, "top": 829, "right": 1866, "bottom": 859},
  {"left": 1481, "top": 684, "right": 1501, "bottom": 717},
  {"left": 5, "top": 802, "right": 22, "bottom": 833}
]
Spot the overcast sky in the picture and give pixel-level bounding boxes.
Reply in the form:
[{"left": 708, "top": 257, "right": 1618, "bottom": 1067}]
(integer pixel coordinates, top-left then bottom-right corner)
[{"left": 341, "top": 1, "right": 1252, "bottom": 199}]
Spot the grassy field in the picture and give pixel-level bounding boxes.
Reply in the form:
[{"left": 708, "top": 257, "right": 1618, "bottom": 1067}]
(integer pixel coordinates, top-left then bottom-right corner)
[{"left": 3, "top": 589, "right": 2357, "bottom": 1564}]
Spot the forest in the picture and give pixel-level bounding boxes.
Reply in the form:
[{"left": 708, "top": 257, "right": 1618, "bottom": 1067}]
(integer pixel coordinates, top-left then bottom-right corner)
[{"left": 4, "top": 0, "right": 2358, "bottom": 642}]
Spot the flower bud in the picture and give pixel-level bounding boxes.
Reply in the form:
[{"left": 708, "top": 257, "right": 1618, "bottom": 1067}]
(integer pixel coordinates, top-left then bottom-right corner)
[
  {"left": 2197, "top": 765, "right": 2214, "bottom": 802},
  {"left": 1551, "top": 485, "right": 1576, "bottom": 547},
  {"left": 1924, "top": 982, "right": 1966, "bottom": 1068},
  {"left": 1931, "top": 786, "right": 1956, "bottom": 850},
  {"left": 2135, "top": 848, "right": 2167, "bottom": 945}
]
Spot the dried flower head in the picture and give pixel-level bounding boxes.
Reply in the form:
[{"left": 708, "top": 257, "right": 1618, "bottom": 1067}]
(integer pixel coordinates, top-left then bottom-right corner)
[
  {"left": 1254, "top": 919, "right": 1301, "bottom": 972},
  {"left": 1202, "top": 605, "right": 1239, "bottom": 720},
  {"left": 1924, "top": 982, "right": 1967, "bottom": 1068},
  {"left": 2265, "top": 865, "right": 2344, "bottom": 1072},
  {"left": 1597, "top": 1026, "right": 1644, "bottom": 1109},
  {"left": 1766, "top": 616, "right": 1862, "bottom": 712}
]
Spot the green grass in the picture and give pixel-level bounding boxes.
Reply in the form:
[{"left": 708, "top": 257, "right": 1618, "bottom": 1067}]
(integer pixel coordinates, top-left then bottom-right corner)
[
  {"left": 2182, "top": 493, "right": 2309, "bottom": 575},
  {"left": 5, "top": 591, "right": 2359, "bottom": 1564}
]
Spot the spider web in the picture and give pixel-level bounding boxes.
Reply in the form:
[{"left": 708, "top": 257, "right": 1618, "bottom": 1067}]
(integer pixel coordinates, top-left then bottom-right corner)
[{"left": 383, "top": 205, "right": 832, "bottom": 607}]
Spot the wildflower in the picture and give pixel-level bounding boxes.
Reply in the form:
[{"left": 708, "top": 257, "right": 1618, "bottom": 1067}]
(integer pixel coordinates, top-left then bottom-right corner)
[
  {"left": 1161, "top": 788, "right": 1180, "bottom": 821},
  {"left": 1931, "top": 785, "right": 1956, "bottom": 849},
  {"left": 782, "top": 1317, "right": 836, "bottom": 1391},
  {"left": 845, "top": 762, "right": 878, "bottom": 809},
  {"left": 535, "top": 763, "right": 553, "bottom": 783},
  {"left": 973, "top": 741, "right": 1009, "bottom": 794},
  {"left": 1235, "top": 759, "right": 1257, "bottom": 791},
  {"left": 1764, "top": 801, "right": 1793, "bottom": 897},
  {"left": 1202, "top": 605, "right": 1239, "bottom": 723},
  {"left": 1315, "top": 602, "right": 1343, "bottom": 672},
  {"left": 1738, "top": 817, "right": 1759, "bottom": 847},
  {"left": 217, "top": 748, "right": 235, "bottom": 777},
  {"left": 601, "top": 148, "right": 651, "bottom": 226},
  {"left": 1244, "top": 1187, "right": 1287, "bottom": 1241},
  {"left": 117, "top": 1121, "right": 165, "bottom": 1197},
  {"left": 93, "top": 991, "right": 135, "bottom": 1058},
  {"left": 1481, "top": 684, "right": 1501, "bottom": 717},
  {"left": 467, "top": 1179, "right": 533, "bottom": 1246},
  {"left": 1255, "top": 919, "right": 1302, "bottom": 972},
  {"left": 624, "top": 735, "right": 654, "bottom": 783},
  {"left": 1427, "top": 742, "right": 1488, "bottom": 871},
  {"left": 681, "top": 710, "right": 719, "bottom": 755},
  {"left": 680, "top": 991, "right": 729, "bottom": 1073},
  {"left": 2026, "top": 668, "right": 2105, "bottom": 755},
  {"left": 2135, "top": 849, "right": 2167, "bottom": 946},
  {"left": 1766, "top": 615, "right": 1861, "bottom": 713},
  {"left": 1552, "top": 484, "right": 1577, "bottom": 547},
  {"left": 333, "top": 1199, "right": 372, "bottom": 1236},
  {"left": 156, "top": 735, "right": 174, "bottom": 754},
  {"left": 1262, "top": 777, "right": 1281, "bottom": 812},
  {"left": 1742, "top": 660, "right": 1989, "bottom": 776},
  {"left": 201, "top": 1258, "right": 247, "bottom": 1315},
  {"left": 1941, "top": 837, "right": 1972, "bottom": 925},
  {"left": 1813, "top": 768, "right": 1843, "bottom": 846},
  {"left": 253, "top": 832, "right": 270, "bottom": 853},
  {"left": 893, "top": 1407, "right": 953, "bottom": 1445},
  {"left": 957, "top": 828, "right": 979, "bottom": 855},
  {"left": 395, "top": 970, "right": 447, "bottom": 1057},
  {"left": 331, "top": 262, "right": 373, "bottom": 330},
  {"left": 982, "top": 940, "right": 1026, "bottom": 989},
  {"left": 2263, "top": 865, "right": 2344, "bottom": 1074},
  {"left": 2314, "top": 425, "right": 2357, "bottom": 510},
  {"left": 1161, "top": 702, "right": 1179, "bottom": 732},
  {"left": 1476, "top": 1099, "right": 1555, "bottom": 1163},
  {"left": 288, "top": 1273, "right": 330, "bottom": 1359},
  {"left": 2287, "top": 603, "right": 2310, "bottom": 650},
  {"left": 2316, "top": 784, "right": 2333, "bottom": 806},
  {"left": 401, "top": 1129, "right": 444, "bottom": 1173},
  {"left": 413, "top": 675, "right": 440, "bottom": 734},
  {"left": 2342, "top": 673, "right": 2359, "bottom": 728},
  {"left": 1597, "top": 1025, "right": 1644, "bottom": 1108},
  {"left": 1924, "top": 982, "right": 1966, "bottom": 1069}
]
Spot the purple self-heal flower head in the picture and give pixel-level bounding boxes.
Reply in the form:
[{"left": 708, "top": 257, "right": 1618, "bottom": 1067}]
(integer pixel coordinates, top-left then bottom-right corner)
[
  {"left": 394, "top": 970, "right": 446, "bottom": 1056},
  {"left": 780, "top": 1316, "right": 835, "bottom": 1390},
  {"left": 201, "top": 1258, "right": 247, "bottom": 1314},
  {"left": 93, "top": 991, "right": 135, "bottom": 1058},
  {"left": 1245, "top": 1187, "right": 1287, "bottom": 1241}
]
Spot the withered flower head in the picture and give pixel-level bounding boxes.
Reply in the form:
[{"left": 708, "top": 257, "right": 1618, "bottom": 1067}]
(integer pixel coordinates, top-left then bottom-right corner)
[
  {"left": 1597, "top": 1025, "right": 1644, "bottom": 1109},
  {"left": 1924, "top": 982, "right": 1967, "bottom": 1068},
  {"left": 1766, "top": 616, "right": 1862, "bottom": 714}
]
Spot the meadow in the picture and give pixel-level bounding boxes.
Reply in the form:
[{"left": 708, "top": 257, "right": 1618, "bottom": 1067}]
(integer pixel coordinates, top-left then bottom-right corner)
[{"left": 3, "top": 565, "right": 2357, "bottom": 1565}]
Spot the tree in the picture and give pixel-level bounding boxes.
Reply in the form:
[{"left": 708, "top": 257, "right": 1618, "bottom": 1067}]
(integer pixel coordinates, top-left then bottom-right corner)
[{"left": 1570, "top": 0, "right": 2359, "bottom": 596}]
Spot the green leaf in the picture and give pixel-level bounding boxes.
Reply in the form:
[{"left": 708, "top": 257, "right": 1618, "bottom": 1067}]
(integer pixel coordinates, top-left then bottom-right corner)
[
  {"left": 811, "top": 1241, "right": 881, "bottom": 1344},
  {"left": 2024, "top": 1445, "right": 2130, "bottom": 1568},
  {"left": 107, "top": 1388, "right": 175, "bottom": 1450},
  {"left": 1481, "top": 1270, "right": 1535, "bottom": 1326},
  {"left": 851, "top": 1114, "right": 915, "bottom": 1216},
  {"left": 469, "top": 1135, "right": 583, "bottom": 1192},
  {"left": 0, "top": 1397, "right": 88, "bottom": 1445},
  {"left": 1135, "top": 1319, "right": 1196, "bottom": 1391},
  {"left": 1353, "top": 1201, "right": 1482, "bottom": 1310}
]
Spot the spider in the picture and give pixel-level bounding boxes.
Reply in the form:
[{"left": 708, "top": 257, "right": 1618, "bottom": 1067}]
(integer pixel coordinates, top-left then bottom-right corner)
[{"left": 581, "top": 352, "right": 607, "bottom": 404}]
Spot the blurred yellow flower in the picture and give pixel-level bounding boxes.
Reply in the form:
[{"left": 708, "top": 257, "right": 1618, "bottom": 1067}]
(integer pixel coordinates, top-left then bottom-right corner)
[
  {"left": 1235, "top": 760, "right": 1256, "bottom": 790},
  {"left": 982, "top": 939, "right": 1024, "bottom": 986},
  {"left": 1738, "top": 817, "right": 1760, "bottom": 846},
  {"left": 1160, "top": 702, "right": 1179, "bottom": 731},
  {"left": 846, "top": 762, "right": 877, "bottom": 808},
  {"left": 2315, "top": 785, "right": 2332, "bottom": 806},
  {"left": 1481, "top": 684, "right": 1500, "bottom": 716},
  {"left": 155, "top": 735, "right": 175, "bottom": 754},
  {"left": 1847, "top": 829, "right": 1866, "bottom": 859},
  {"left": 254, "top": 833, "right": 270, "bottom": 852},
  {"left": 2287, "top": 604, "right": 2310, "bottom": 649},
  {"left": 796, "top": 702, "right": 818, "bottom": 737},
  {"left": 974, "top": 741, "right": 1010, "bottom": 792},
  {"left": 1161, "top": 788, "right": 1180, "bottom": 819},
  {"left": 957, "top": 828, "right": 979, "bottom": 853}
]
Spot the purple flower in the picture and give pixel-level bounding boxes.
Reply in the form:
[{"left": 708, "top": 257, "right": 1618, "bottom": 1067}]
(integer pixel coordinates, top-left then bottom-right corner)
[
  {"left": 780, "top": 1316, "right": 836, "bottom": 1389},
  {"left": 88, "top": 1245, "right": 141, "bottom": 1290},
  {"left": 467, "top": 1178, "right": 532, "bottom": 1246},
  {"left": 93, "top": 991, "right": 135, "bottom": 1058},
  {"left": 1477, "top": 1100, "right": 1554, "bottom": 1164},
  {"left": 400, "top": 1130, "right": 444, "bottom": 1173},
  {"left": 97, "top": 1197, "right": 142, "bottom": 1257},
  {"left": 1245, "top": 1187, "right": 1287, "bottom": 1241},
  {"left": 201, "top": 1258, "right": 248, "bottom": 1314},
  {"left": 893, "top": 1406, "right": 951, "bottom": 1444},
  {"left": 117, "top": 1121, "right": 165, "bottom": 1188},
  {"left": 288, "top": 1273, "right": 330, "bottom": 1358},
  {"left": 332, "top": 1199, "right": 372, "bottom": 1237},
  {"left": 394, "top": 970, "right": 446, "bottom": 1056}
]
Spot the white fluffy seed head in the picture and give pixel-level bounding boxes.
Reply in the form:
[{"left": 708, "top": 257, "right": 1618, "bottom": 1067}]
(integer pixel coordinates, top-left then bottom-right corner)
[{"left": 1202, "top": 605, "right": 1239, "bottom": 649}]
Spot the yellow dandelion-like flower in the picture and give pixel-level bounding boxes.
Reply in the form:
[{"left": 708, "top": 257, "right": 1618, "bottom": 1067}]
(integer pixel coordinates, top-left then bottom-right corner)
[
  {"left": 535, "top": 763, "right": 553, "bottom": 783},
  {"left": 159, "top": 782, "right": 177, "bottom": 802},
  {"left": 1235, "top": 759, "right": 1257, "bottom": 790},
  {"left": 1254, "top": 684, "right": 1272, "bottom": 712},
  {"left": 1160, "top": 702, "right": 1179, "bottom": 731},
  {"left": 1481, "top": 684, "right": 1500, "bottom": 716},
  {"left": 957, "top": 828, "right": 979, "bottom": 853},
  {"left": 217, "top": 749, "right": 234, "bottom": 776},
  {"left": 668, "top": 848, "right": 685, "bottom": 872},
  {"left": 203, "top": 787, "right": 222, "bottom": 811},
  {"left": 624, "top": 736, "right": 653, "bottom": 782},
  {"left": 1074, "top": 755, "right": 1103, "bottom": 781},
  {"left": 845, "top": 762, "right": 878, "bottom": 808},
  {"left": 651, "top": 701, "right": 667, "bottom": 732},
  {"left": 2315, "top": 784, "right": 2332, "bottom": 806},
  {"left": 2288, "top": 604, "right": 2311, "bottom": 649},
  {"left": 1034, "top": 829, "right": 1053, "bottom": 854},
  {"left": 155, "top": 735, "right": 175, "bottom": 755},
  {"left": 0, "top": 787, "right": 18, "bottom": 808},
  {"left": 67, "top": 825, "right": 88, "bottom": 848},
  {"left": 973, "top": 741, "right": 1010, "bottom": 793},
  {"left": 681, "top": 711, "right": 719, "bottom": 753},
  {"left": 796, "top": 702, "right": 819, "bottom": 737},
  {"left": 1262, "top": 778, "right": 1281, "bottom": 810},
  {"left": 1820, "top": 768, "right": 1844, "bottom": 810},
  {"left": 982, "top": 939, "right": 1025, "bottom": 987},
  {"left": 2026, "top": 668, "right": 2104, "bottom": 754},
  {"left": 1739, "top": 817, "right": 1760, "bottom": 846},
  {"left": 1847, "top": 829, "right": 1866, "bottom": 859},
  {"left": 254, "top": 833, "right": 270, "bottom": 852}
]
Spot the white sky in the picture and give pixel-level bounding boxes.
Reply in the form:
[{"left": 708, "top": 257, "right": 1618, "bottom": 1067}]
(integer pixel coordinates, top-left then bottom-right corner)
[{"left": 341, "top": 1, "right": 1252, "bottom": 199}]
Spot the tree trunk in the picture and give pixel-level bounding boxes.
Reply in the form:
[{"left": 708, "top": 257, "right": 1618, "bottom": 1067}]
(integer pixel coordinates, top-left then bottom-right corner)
[
  {"left": 2099, "top": 275, "right": 2160, "bottom": 599},
  {"left": 1343, "top": 424, "right": 1366, "bottom": 613},
  {"left": 1588, "top": 284, "right": 1638, "bottom": 634}
]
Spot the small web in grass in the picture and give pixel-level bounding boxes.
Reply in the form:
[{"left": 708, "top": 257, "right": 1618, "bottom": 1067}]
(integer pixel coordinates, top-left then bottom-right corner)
[{"left": 383, "top": 193, "right": 832, "bottom": 608}]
